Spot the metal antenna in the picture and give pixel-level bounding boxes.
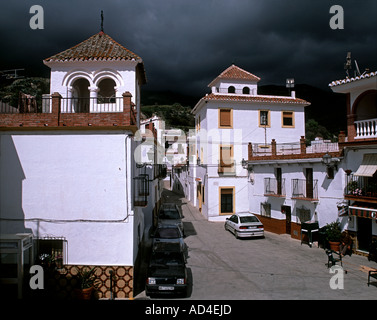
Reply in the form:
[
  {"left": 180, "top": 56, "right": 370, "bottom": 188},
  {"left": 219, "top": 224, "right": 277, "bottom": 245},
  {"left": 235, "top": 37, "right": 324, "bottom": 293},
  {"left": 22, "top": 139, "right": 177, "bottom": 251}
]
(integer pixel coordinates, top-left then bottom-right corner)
[
  {"left": 0, "top": 69, "right": 25, "bottom": 80},
  {"left": 344, "top": 52, "right": 352, "bottom": 77}
]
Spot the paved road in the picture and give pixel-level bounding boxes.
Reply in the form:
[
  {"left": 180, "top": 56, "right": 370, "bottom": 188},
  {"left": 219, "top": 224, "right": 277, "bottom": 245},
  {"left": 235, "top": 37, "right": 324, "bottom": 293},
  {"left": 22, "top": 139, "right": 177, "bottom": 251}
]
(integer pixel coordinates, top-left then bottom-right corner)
[{"left": 134, "top": 186, "right": 377, "bottom": 300}]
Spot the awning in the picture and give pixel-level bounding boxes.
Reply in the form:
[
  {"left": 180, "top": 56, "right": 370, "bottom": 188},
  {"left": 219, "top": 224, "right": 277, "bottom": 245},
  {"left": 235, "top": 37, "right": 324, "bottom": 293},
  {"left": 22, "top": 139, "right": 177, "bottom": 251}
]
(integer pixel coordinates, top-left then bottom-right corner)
[
  {"left": 349, "top": 203, "right": 377, "bottom": 219},
  {"left": 354, "top": 153, "right": 377, "bottom": 177}
]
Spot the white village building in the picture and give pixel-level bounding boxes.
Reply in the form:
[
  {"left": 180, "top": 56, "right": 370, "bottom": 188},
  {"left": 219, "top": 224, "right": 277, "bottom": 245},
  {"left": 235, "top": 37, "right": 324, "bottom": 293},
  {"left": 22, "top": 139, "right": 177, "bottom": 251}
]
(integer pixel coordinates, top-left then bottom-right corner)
[
  {"left": 0, "top": 31, "right": 161, "bottom": 299},
  {"left": 329, "top": 69, "right": 377, "bottom": 253},
  {"left": 174, "top": 64, "right": 360, "bottom": 244}
]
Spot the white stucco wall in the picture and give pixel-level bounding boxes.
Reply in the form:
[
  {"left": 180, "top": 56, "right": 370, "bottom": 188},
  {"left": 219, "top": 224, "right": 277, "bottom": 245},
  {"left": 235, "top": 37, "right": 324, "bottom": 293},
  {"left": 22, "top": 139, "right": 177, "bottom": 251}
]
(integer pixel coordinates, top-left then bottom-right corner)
[
  {"left": 0, "top": 130, "right": 137, "bottom": 266},
  {"left": 248, "top": 161, "right": 346, "bottom": 228}
]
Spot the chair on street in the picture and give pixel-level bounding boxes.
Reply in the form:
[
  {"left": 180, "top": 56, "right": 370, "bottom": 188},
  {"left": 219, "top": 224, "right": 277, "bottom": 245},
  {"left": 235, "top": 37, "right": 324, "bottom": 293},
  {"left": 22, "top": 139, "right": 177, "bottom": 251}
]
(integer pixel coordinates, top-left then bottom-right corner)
[
  {"left": 326, "top": 249, "right": 342, "bottom": 268},
  {"left": 368, "top": 269, "right": 377, "bottom": 286}
]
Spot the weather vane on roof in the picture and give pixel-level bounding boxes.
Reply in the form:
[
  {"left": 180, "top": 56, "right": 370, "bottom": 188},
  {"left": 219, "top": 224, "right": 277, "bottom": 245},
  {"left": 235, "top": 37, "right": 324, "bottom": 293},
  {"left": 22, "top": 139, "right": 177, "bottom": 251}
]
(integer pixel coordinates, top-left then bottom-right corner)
[{"left": 101, "top": 10, "right": 104, "bottom": 32}]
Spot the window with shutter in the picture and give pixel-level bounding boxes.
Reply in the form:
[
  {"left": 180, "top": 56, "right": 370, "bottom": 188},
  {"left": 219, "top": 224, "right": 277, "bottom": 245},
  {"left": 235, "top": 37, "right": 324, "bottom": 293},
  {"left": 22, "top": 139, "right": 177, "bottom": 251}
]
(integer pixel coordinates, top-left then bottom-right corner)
[
  {"left": 219, "top": 108, "right": 232, "bottom": 128},
  {"left": 282, "top": 111, "right": 294, "bottom": 127}
]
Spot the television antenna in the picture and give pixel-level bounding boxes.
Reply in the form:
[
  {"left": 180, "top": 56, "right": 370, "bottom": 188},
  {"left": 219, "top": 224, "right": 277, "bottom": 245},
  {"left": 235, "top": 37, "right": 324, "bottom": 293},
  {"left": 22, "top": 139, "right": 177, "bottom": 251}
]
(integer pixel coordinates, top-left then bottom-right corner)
[
  {"left": 354, "top": 59, "right": 361, "bottom": 77},
  {"left": 286, "top": 78, "right": 294, "bottom": 95},
  {"left": 344, "top": 52, "right": 352, "bottom": 77},
  {"left": 0, "top": 68, "right": 25, "bottom": 80}
]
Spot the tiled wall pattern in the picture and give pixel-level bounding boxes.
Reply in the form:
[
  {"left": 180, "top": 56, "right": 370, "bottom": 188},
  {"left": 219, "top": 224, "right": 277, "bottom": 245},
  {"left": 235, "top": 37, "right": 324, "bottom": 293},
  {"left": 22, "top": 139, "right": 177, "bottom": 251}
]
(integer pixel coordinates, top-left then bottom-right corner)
[{"left": 45, "top": 265, "right": 133, "bottom": 299}]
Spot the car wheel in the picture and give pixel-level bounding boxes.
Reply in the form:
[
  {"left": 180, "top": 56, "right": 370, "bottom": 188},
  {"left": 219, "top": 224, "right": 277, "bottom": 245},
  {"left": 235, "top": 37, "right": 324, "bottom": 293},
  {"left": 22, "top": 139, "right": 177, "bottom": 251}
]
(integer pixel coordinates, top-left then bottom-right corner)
[{"left": 224, "top": 224, "right": 228, "bottom": 231}]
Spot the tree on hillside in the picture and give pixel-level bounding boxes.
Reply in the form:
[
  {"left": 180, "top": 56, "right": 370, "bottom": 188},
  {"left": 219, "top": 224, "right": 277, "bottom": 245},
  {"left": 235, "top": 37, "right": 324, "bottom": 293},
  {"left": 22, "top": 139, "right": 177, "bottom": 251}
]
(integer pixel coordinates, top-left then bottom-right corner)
[
  {"left": 305, "top": 119, "right": 336, "bottom": 144},
  {"left": 0, "top": 77, "right": 50, "bottom": 109}
]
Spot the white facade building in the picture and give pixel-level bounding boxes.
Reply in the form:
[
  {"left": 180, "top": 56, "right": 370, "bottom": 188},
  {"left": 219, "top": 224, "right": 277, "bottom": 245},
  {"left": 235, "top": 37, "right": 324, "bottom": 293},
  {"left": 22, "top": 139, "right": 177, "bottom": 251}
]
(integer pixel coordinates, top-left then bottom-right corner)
[
  {"left": 0, "top": 31, "right": 154, "bottom": 299},
  {"left": 329, "top": 69, "right": 377, "bottom": 253},
  {"left": 175, "top": 64, "right": 352, "bottom": 243},
  {"left": 186, "top": 65, "right": 310, "bottom": 222}
]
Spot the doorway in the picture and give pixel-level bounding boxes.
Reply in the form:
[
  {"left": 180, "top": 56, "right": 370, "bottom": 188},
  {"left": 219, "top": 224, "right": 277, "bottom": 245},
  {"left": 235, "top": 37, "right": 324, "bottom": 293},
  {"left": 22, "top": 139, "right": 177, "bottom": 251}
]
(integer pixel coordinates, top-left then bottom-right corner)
[
  {"left": 282, "top": 205, "right": 291, "bottom": 235},
  {"left": 357, "top": 217, "right": 372, "bottom": 252}
]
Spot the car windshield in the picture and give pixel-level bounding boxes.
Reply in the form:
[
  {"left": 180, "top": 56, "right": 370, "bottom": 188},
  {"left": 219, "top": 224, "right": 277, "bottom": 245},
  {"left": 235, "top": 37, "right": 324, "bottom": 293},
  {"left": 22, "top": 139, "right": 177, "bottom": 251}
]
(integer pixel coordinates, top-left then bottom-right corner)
[
  {"left": 150, "top": 252, "right": 185, "bottom": 266},
  {"left": 240, "top": 216, "right": 259, "bottom": 223},
  {"left": 155, "top": 228, "right": 181, "bottom": 239},
  {"left": 159, "top": 209, "right": 181, "bottom": 219}
]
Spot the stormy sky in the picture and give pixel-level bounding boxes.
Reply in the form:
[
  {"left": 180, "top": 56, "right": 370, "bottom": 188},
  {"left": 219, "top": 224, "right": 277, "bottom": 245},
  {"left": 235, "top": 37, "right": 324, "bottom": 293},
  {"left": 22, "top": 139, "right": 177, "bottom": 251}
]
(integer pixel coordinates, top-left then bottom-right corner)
[{"left": 1, "top": 0, "right": 376, "bottom": 96}]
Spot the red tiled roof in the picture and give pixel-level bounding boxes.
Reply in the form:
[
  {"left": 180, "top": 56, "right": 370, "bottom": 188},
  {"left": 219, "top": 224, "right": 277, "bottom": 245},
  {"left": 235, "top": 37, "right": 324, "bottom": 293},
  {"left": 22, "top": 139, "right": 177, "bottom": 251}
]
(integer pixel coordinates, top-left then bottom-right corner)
[
  {"left": 44, "top": 31, "right": 142, "bottom": 63},
  {"left": 192, "top": 93, "right": 310, "bottom": 113},
  {"left": 202, "top": 93, "right": 309, "bottom": 105},
  {"left": 209, "top": 64, "right": 260, "bottom": 86}
]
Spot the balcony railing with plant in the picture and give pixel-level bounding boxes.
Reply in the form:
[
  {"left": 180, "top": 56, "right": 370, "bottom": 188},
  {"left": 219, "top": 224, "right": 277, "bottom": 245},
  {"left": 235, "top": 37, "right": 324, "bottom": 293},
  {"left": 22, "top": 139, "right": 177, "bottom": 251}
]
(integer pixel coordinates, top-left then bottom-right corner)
[{"left": 345, "top": 174, "right": 377, "bottom": 199}]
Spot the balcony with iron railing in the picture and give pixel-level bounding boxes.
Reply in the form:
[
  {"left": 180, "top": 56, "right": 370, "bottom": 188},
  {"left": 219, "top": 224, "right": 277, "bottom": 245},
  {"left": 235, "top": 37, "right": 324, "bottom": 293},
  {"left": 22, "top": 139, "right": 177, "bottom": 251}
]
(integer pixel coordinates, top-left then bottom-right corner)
[
  {"left": 0, "top": 92, "right": 137, "bottom": 129},
  {"left": 291, "top": 179, "right": 318, "bottom": 201},
  {"left": 345, "top": 174, "right": 377, "bottom": 203},
  {"left": 134, "top": 174, "right": 149, "bottom": 207},
  {"left": 249, "top": 139, "right": 339, "bottom": 158},
  {"left": 218, "top": 160, "right": 236, "bottom": 175},
  {"left": 264, "top": 178, "right": 286, "bottom": 197}
]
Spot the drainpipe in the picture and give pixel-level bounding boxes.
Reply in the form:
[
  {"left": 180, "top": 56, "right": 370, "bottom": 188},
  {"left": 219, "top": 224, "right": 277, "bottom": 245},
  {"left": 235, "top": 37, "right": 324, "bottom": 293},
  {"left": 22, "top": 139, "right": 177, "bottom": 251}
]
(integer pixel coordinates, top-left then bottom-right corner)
[{"left": 125, "top": 135, "right": 133, "bottom": 217}]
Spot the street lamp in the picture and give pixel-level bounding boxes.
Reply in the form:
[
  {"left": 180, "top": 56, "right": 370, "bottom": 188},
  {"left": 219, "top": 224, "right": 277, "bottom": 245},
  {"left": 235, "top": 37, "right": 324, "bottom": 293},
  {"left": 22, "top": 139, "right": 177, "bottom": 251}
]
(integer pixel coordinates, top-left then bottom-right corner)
[
  {"left": 322, "top": 153, "right": 332, "bottom": 166},
  {"left": 322, "top": 153, "right": 338, "bottom": 179}
]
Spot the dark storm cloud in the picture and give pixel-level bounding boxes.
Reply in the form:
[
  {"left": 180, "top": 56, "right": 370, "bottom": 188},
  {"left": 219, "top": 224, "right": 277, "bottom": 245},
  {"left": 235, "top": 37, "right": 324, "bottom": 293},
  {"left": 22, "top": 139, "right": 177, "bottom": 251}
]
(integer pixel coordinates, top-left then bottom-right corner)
[{"left": 1, "top": 0, "right": 376, "bottom": 95}]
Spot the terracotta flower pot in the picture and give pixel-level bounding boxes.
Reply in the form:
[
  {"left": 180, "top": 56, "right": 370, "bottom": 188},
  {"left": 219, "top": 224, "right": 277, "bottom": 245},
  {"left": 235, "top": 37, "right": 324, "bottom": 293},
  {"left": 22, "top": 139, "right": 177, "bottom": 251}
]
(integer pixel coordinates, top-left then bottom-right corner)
[
  {"left": 75, "top": 287, "right": 94, "bottom": 300},
  {"left": 329, "top": 241, "right": 340, "bottom": 252}
]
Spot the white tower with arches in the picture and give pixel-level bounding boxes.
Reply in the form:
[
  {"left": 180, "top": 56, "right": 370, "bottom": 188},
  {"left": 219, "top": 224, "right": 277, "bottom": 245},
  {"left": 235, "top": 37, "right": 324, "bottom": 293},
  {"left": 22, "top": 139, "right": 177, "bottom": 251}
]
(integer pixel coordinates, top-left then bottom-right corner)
[{"left": 44, "top": 31, "right": 146, "bottom": 115}]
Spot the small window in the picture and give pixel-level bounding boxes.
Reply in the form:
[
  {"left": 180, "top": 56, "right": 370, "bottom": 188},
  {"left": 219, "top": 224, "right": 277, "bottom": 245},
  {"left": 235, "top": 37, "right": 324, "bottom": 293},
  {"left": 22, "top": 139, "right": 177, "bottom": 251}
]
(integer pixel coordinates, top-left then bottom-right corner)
[
  {"left": 219, "top": 108, "right": 232, "bottom": 128},
  {"left": 259, "top": 110, "right": 270, "bottom": 127},
  {"left": 282, "top": 111, "right": 294, "bottom": 127},
  {"left": 242, "top": 87, "right": 250, "bottom": 94},
  {"left": 220, "top": 188, "right": 234, "bottom": 215},
  {"left": 228, "top": 86, "right": 235, "bottom": 93}
]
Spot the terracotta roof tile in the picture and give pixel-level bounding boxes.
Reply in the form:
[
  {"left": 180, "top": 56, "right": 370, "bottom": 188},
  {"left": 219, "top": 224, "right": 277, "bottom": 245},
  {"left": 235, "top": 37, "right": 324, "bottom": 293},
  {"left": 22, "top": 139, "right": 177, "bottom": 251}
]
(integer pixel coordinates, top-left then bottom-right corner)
[
  {"left": 208, "top": 65, "right": 260, "bottom": 87},
  {"left": 203, "top": 93, "right": 309, "bottom": 105},
  {"left": 44, "top": 31, "right": 142, "bottom": 63}
]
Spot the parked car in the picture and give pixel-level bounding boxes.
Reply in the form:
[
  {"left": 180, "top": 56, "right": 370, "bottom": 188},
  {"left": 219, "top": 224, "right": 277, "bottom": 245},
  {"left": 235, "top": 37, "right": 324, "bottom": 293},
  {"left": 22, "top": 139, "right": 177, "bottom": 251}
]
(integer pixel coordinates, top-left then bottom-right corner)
[
  {"left": 224, "top": 213, "right": 264, "bottom": 239},
  {"left": 145, "top": 243, "right": 188, "bottom": 297},
  {"left": 151, "top": 224, "right": 186, "bottom": 253},
  {"left": 157, "top": 203, "right": 184, "bottom": 235}
]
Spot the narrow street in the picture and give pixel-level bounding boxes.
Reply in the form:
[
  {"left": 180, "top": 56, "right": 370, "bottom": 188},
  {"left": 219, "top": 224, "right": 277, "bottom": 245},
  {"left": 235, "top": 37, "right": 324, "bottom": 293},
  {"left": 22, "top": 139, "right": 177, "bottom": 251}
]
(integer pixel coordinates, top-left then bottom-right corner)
[{"left": 134, "top": 184, "right": 377, "bottom": 300}]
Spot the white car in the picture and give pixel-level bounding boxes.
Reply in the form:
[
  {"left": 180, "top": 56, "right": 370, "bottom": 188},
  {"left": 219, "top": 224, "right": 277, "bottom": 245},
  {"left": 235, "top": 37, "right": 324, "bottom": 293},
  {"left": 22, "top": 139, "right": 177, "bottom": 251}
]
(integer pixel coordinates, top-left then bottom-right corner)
[{"left": 224, "top": 213, "right": 264, "bottom": 239}]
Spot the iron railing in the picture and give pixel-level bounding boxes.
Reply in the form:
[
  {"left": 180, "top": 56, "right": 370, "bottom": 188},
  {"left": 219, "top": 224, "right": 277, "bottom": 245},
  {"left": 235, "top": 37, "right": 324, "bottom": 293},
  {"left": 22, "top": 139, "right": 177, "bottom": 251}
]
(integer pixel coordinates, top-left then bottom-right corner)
[
  {"left": 291, "top": 179, "right": 318, "bottom": 200},
  {"left": 218, "top": 160, "right": 236, "bottom": 175},
  {"left": 0, "top": 95, "right": 52, "bottom": 114},
  {"left": 345, "top": 174, "right": 377, "bottom": 199},
  {"left": 264, "top": 178, "right": 286, "bottom": 196},
  {"left": 60, "top": 97, "right": 123, "bottom": 113}
]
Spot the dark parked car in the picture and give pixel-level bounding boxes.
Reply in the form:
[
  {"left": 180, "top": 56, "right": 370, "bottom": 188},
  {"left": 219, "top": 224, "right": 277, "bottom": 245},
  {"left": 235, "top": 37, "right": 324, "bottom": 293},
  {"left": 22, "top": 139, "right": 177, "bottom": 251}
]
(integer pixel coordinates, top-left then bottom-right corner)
[
  {"left": 145, "top": 242, "right": 188, "bottom": 297},
  {"left": 157, "top": 203, "right": 184, "bottom": 235},
  {"left": 151, "top": 224, "right": 186, "bottom": 253}
]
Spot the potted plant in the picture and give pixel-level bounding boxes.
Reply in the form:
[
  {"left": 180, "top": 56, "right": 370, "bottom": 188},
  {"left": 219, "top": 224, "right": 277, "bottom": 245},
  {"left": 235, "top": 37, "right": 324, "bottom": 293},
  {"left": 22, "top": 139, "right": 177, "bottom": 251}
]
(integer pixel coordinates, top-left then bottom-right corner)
[
  {"left": 325, "top": 221, "right": 342, "bottom": 251},
  {"left": 75, "top": 267, "right": 100, "bottom": 300}
]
